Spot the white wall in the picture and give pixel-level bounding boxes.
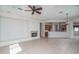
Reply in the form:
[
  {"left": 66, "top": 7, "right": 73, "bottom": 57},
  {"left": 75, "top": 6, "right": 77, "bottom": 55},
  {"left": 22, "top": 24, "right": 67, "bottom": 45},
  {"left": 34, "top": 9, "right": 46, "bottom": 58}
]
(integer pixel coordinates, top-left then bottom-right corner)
[
  {"left": 0, "top": 17, "right": 1, "bottom": 41},
  {"left": 1, "top": 18, "right": 28, "bottom": 41},
  {"left": 0, "top": 15, "right": 40, "bottom": 47},
  {"left": 27, "top": 19, "right": 40, "bottom": 40},
  {"left": 41, "top": 23, "right": 45, "bottom": 37}
]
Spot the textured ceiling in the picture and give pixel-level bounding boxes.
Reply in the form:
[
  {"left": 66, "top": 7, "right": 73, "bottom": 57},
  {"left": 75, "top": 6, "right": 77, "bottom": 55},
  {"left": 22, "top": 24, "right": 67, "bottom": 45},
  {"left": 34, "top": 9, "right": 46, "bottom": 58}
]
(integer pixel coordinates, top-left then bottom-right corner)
[
  {"left": 40, "top": 5, "right": 79, "bottom": 20},
  {"left": 0, "top": 5, "right": 79, "bottom": 20}
]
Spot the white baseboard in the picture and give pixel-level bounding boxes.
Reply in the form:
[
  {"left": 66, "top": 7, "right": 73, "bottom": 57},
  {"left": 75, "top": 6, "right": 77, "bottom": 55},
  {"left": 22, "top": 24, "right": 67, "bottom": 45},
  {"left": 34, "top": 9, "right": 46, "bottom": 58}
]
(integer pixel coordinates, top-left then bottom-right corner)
[{"left": 0, "top": 37, "right": 40, "bottom": 47}]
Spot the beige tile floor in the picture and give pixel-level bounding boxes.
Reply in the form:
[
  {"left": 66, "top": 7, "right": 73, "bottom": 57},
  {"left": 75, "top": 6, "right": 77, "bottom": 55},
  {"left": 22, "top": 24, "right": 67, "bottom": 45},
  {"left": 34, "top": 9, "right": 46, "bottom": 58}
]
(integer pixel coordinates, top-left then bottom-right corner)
[{"left": 0, "top": 38, "right": 79, "bottom": 54}]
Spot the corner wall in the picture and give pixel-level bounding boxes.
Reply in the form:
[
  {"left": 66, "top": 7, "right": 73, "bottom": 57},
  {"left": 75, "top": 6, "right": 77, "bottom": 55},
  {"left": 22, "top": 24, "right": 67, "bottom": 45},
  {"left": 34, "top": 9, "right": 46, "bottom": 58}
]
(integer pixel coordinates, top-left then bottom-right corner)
[{"left": 0, "top": 15, "right": 40, "bottom": 47}]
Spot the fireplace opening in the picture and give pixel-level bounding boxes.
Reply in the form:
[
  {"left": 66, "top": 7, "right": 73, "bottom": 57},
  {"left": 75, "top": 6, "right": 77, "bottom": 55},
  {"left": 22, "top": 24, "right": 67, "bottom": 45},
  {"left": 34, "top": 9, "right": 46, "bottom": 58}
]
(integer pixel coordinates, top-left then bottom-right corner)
[{"left": 31, "top": 31, "right": 37, "bottom": 37}]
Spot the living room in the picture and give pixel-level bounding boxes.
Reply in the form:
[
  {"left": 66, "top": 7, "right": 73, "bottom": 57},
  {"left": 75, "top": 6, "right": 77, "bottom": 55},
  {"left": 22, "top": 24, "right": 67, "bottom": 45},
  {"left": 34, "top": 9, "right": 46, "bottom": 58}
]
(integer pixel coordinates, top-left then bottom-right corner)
[{"left": 0, "top": 5, "right": 79, "bottom": 54}]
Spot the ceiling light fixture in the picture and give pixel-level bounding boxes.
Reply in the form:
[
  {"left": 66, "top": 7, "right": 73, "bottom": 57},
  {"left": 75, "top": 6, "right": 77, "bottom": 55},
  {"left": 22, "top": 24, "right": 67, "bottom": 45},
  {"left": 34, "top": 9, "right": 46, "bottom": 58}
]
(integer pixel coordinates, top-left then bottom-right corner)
[
  {"left": 59, "top": 11, "right": 69, "bottom": 25},
  {"left": 66, "top": 13, "right": 69, "bottom": 25},
  {"left": 59, "top": 11, "right": 63, "bottom": 14}
]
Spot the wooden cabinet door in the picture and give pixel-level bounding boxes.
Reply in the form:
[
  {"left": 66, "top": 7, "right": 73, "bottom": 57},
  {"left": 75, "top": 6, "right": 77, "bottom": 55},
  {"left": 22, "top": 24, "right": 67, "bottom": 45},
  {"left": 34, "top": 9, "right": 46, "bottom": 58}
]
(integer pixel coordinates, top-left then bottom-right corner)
[{"left": 45, "top": 32, "right": 48, "bottom": 38}]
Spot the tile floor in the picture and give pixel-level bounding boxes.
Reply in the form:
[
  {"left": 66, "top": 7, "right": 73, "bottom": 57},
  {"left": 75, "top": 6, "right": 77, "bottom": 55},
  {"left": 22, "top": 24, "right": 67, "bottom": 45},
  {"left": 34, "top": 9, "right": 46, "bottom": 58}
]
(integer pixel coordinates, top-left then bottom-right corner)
[{"left": 0, "top": 38, "right": 79, "bottom": 54}]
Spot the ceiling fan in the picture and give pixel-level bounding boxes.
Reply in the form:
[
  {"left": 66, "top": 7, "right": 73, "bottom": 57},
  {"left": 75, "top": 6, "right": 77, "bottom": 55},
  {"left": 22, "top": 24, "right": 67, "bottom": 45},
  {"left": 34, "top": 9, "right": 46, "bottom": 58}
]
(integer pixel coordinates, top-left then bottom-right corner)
[{"left": 18, "top": 5, "right": 42, "bottom": 15}]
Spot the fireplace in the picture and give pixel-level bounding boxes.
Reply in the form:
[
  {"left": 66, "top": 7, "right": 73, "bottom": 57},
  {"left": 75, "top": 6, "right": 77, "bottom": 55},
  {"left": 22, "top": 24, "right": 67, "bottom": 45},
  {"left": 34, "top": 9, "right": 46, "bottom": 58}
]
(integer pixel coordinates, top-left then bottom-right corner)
[{"left": 31, "top": 31, "right": 37, "bottom": 37}]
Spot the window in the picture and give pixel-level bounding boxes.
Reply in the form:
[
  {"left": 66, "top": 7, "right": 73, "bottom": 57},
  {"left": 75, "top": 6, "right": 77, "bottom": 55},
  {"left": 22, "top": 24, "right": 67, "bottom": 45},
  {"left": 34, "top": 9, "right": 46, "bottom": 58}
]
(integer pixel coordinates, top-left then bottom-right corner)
[
  {"left": 73, "top": 22, "right": 79, "bottom": 36},
  {"left": 74, "top": 27, "right": 79, "bottom": 31}
]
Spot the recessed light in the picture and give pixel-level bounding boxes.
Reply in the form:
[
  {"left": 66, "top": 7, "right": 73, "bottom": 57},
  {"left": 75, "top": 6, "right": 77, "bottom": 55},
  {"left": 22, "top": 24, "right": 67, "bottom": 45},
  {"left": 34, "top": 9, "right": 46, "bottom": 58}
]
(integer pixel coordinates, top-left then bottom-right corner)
[
  {"left": 18, "top": 8, "right": 23, "bottom": 10},
  {"left": 59, "top": 11, "right": 63, "bottom": 14},
  {"left": 7, "top": 11, "right": 11, "bottom": 13}
]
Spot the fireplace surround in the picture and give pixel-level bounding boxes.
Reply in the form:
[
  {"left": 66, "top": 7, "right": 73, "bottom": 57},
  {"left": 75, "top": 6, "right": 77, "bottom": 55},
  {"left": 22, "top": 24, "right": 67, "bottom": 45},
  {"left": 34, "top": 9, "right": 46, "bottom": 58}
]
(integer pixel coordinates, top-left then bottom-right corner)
[{"left": 31, "top": 31, "right": 37, "bottom": 37}]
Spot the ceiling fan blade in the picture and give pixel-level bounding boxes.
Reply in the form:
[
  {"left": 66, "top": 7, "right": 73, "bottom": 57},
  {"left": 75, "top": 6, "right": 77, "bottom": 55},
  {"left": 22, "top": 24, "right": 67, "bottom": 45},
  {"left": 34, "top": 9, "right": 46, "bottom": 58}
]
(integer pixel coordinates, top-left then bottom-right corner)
[
  {"left": 24, "top": 10, "right": 32, "bottom": 11},
  {"left": 36, "top": 11, "right": 41, "bottom": 14},
  {"left": 28, "top": 5, "right": 33, "bottom": 9},
  {"left": 33, "top": 6, "right": 35, "bottom": 10},
  {"left": 36, "top": 7, "right": 42, "bottom": 10},
  {"left": 18, "top": 8, "right": 23, "bottom": 10},
  {"left": 32, "top": 11, "right": 34, "bottom": 15}
]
